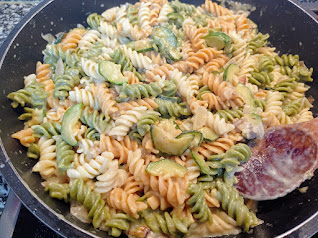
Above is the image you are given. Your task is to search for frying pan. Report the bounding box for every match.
[0,0,318,237]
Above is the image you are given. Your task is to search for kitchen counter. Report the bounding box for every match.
[0,1,41,46]
[0,0,42,217]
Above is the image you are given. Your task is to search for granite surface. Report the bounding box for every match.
[0,0,42,217]
[0,2,41,46]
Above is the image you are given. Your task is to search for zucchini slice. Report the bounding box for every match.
[176,130,203,148]
[151,26,182,61]
[235,83,256,111]
[198,127,219,142]
[150,124,193,156]
[98,61,128,85]
[61,103,83,146]
[146,159,188,178]
[204,32,231,50]
[152,26,178,47]
[223,64,239,83]
[126,39,154,53]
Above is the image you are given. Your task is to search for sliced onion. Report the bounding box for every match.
[192,106,208,130]
[55,58,65,77]
[41,33,56,44]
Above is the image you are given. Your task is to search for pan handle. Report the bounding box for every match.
[0,190,21,238]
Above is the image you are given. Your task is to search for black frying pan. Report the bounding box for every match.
[0,0,318,237]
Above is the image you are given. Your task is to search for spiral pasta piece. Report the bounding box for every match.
[295,107,313,123]
[70,179,111,228]
[187,183,213,223]
[202,0,233,16]
[8,80,49,108]
[143,51,167,66]
[217,109,243,122]
[99,134,139,164]
[157,3,173,25]
[205,112,235,136]
[212,180,259,231]
[201,92,231,111]
[145,63,174,82]
[31,122,61,138]
[95,84,119,118]
[55,135,75,174]
[81,58,105,83]
[117,97,158,112]
[67,152,110,180]
[198,54,230,74]
[264,91,283,116]
[69,86,99,109]
[45,46,81,69]
[109,106,147,141]
[196,132,243,158]
[186,47,222,73]
[136,111,160,137]
[53,72,80,100]
[127,4,139,26]
[184,25,208,52]
[107,187,147,218]
[208,143,251,174]
[45,182,70,202]
[123,71,141,84]
[96,157,128,193]
[80,106,110,134]
[59,28,85,51]
[186,209,241,237]
[36,62,52,83]
[117,82,164,101]
[155,97,191,118]
[141,209,191,235]
[127,149,189,207]
[32,136,58,180]
[235,14,252,39]
[149,3,161,26]
[201,72,237,101]
[123,175,144,195]
[105,213,135,237]
[110,48,142,79]
[116,4,127,25]
[120,45,153,70]
[98,18,120,40]
[138,2,152,34]
[78,29,101,50]
[12,128,36,147]
[118,18,146,41]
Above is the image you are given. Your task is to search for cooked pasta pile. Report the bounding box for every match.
[8,0,314,237]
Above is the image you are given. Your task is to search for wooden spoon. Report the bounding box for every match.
[235,118,318,200]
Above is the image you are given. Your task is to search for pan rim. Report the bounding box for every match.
[0,0,317,237]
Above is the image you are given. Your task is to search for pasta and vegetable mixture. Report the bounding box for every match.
[8,0,315,237]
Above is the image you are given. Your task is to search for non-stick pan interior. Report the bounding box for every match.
[0,0,317,237]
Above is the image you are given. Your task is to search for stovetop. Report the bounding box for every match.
[0,0,317,237]
[13,205,61,238]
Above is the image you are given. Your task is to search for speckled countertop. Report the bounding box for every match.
[0,0,42,216]
[0,1,41,46]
